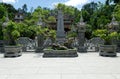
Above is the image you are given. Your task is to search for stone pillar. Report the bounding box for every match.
[56,10,66,44]
[77,15,86,52]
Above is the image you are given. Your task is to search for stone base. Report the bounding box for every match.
[35,47,43,53]
[56,38,66,45]
[78,47,87,53]
[43,49,78,57]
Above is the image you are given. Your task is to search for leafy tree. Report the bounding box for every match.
[22,4,27,13]
[114,4,120,21]
[31,7,50,24]
[3,21,20,45]
[0,3,17,20]
[106,0,120,4]
[0,22,3,40]
[47,16,56,22]
[0,4,6,19]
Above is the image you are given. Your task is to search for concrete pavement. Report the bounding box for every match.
[0,52,120,79]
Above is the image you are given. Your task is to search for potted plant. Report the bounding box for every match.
[93,29,118,57]
[43,44,78,57]
[3,21,22,57]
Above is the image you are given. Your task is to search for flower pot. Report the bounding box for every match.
[99,45,117,57]
[4,46,22,57]
[43,49,78,57]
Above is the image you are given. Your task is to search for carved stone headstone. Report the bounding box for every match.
[56,10,66,44]
[77,14,86,52]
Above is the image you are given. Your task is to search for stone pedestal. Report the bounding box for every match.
[35,35,44,53]
[77,32,87,52]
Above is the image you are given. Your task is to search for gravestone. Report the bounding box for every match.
[77,14,86,52]
[56,10,66,44]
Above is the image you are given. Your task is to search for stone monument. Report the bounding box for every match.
[77,13,86,52]
[56,10,66,44]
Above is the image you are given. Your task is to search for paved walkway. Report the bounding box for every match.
[0,52,120,79]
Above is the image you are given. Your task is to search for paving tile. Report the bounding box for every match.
[6,74,60,79]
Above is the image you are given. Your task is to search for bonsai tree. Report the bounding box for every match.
[92,29,118,45]
[3,21,20,45]
[48,30,56,43]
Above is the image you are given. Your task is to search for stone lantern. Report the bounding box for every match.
[108,15,119,32]
[14,9,24,22]
[35,15,44,52]
[37,15,43,26]
[108,15,120,51]
[77,14,86,52]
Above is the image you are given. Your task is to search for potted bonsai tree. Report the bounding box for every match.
[93,29,118,57]
[3,21,22,57]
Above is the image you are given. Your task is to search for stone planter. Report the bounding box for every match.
[116,40,120,52]
[4,46,22,57]
[43,49,78,57]
[99,45,117,57]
